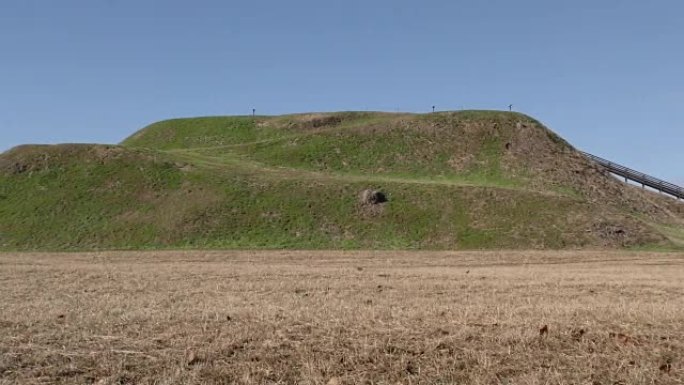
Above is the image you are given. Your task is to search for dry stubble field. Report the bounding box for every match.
[0,250,682,384]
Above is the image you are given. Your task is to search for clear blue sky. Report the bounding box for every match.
[1,0,682,183]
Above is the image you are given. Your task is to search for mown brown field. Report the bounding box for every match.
[0,250,682,384]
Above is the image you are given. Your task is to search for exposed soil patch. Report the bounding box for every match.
[593,222,628,245]
[587,217,665,247]
[289,114,344,130]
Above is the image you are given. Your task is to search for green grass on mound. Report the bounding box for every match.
[1,111,681,251]
[0,150,598,250]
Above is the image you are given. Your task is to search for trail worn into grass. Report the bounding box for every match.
[0,250,682,384]
[170,150,561,196]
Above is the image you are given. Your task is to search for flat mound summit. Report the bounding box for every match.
[2,111,683,250]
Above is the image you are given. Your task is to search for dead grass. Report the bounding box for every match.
[0,250,682,384]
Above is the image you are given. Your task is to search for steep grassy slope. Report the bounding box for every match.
[1,111,682,250]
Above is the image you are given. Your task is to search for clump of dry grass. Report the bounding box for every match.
[0,250,682,384]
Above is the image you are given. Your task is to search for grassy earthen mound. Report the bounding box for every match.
[0,144,129,174]
[1,111,682,250]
